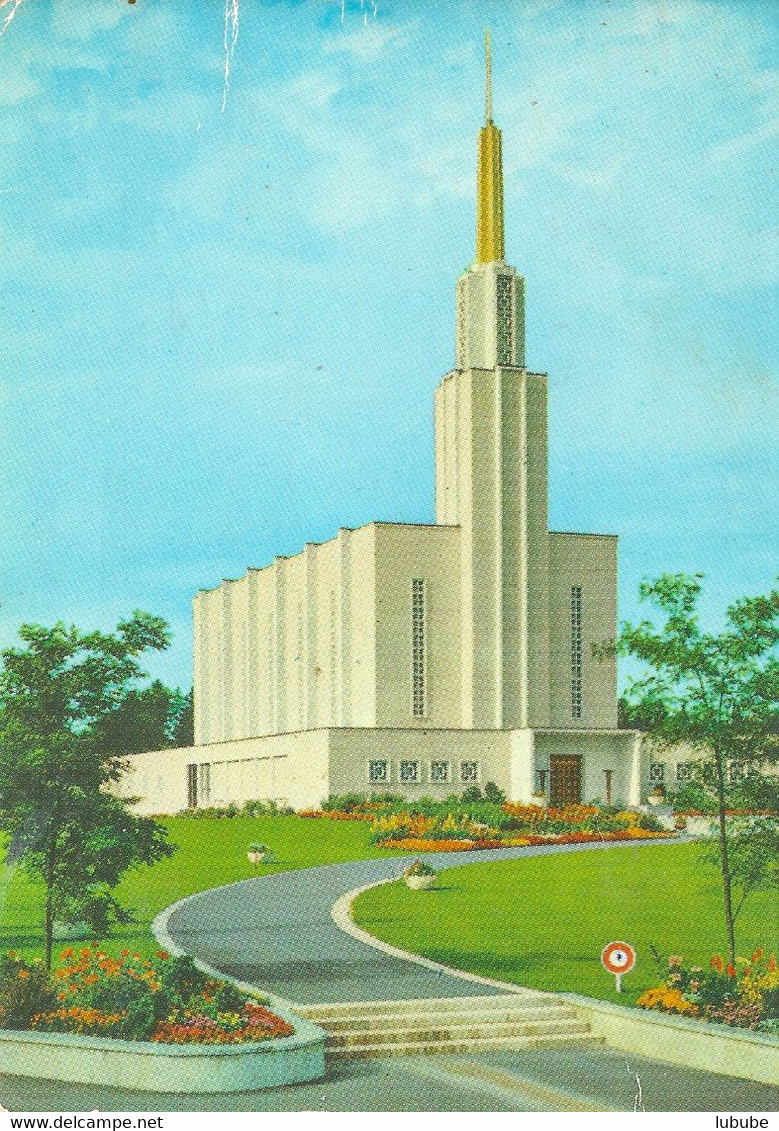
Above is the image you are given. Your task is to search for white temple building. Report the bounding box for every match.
[119,43,649,816]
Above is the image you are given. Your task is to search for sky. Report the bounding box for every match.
[1,0,777,693]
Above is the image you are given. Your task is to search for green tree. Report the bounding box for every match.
[613,574,778,963]
[92,679,174,756]
[0,613,177,968]
[169,687,194,748]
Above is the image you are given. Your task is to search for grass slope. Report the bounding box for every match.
[352,843,778,1004]
[1,816,399,961]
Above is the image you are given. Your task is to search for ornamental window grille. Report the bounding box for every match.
[570,585,583,719]
[649,762,666,783]
[496,274,513,365]
[430,760,450,784]
[728,761,745,783]
[368,760,388,784]
[411,578,427,717]
[676,762,694,782]
[460,760,479,783]
[399,760,420,784]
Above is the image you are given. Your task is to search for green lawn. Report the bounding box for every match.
[352,843,778,1005]
[1,816,400,962]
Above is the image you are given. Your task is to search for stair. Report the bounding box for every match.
[297,993,602,1059]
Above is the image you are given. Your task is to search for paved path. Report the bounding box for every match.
[163,840,672,1004]
[5,840,777,1113]
[3,1044,777,1112]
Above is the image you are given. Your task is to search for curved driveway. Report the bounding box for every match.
[162,839,672,1005]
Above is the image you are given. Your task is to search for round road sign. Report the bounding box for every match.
[601,941,636,975]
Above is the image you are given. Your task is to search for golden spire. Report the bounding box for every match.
[476,29,505,264]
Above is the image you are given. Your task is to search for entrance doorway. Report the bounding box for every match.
[549,755,582,807]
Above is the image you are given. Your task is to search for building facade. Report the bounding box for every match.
[118,45,650,817]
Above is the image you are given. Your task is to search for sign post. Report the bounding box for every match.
[601,941,636,993]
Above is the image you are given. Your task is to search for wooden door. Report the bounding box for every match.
[549,755,581,807]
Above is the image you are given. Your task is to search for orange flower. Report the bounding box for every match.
[726,963,736,977]
[710,955,724,972]
[18,969,29,979]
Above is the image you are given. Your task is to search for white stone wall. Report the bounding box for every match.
[374,523,462,729]
[116,731,331,815]
[327,727,513,799]
[434,365,550,732]
[547,532,618,730]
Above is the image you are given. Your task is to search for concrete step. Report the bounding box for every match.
[299,993,548,1021]
[326,1031,605,1059]
[327,1018,591,1048]
[314,1003,578,1033]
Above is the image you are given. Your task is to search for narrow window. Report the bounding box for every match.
[496,274,513,365]
[411,578,427,718]
[368,760,388,784]
[186,763,198,809]
[649,762,666,784]
[430,760,450,784]
[676,762,693,782]
[570,585,583,720]
[399,760,420,784]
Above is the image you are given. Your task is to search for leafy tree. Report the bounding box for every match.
[0,613,177,968]
[170,687,194,748]
[92,679,174,756]
[612,573,778,962]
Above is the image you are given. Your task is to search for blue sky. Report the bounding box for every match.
[1,0,777,692]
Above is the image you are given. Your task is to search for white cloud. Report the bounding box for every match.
[322,20,411,63]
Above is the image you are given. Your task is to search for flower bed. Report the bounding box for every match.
[0,948,293,1045]
[636,951,778,1032]
[377,829,673,851]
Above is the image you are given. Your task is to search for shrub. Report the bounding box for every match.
[637,951,778,1029]
[461,785,483,803]
[242,799,294,818]
[23,948,290,1046]
[483,781,507,805]
[0,953,54,1030]
[403,858,437,877]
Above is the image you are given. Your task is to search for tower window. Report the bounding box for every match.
[570,585,583,719]
[496,274,513,365]
[411,578,427,717]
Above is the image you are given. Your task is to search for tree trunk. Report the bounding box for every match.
[713,749,736,965]
[44,838,56,972]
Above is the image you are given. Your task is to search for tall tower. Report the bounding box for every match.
[435,32,550,730]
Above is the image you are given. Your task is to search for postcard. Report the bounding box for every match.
[0,0,776,1119]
